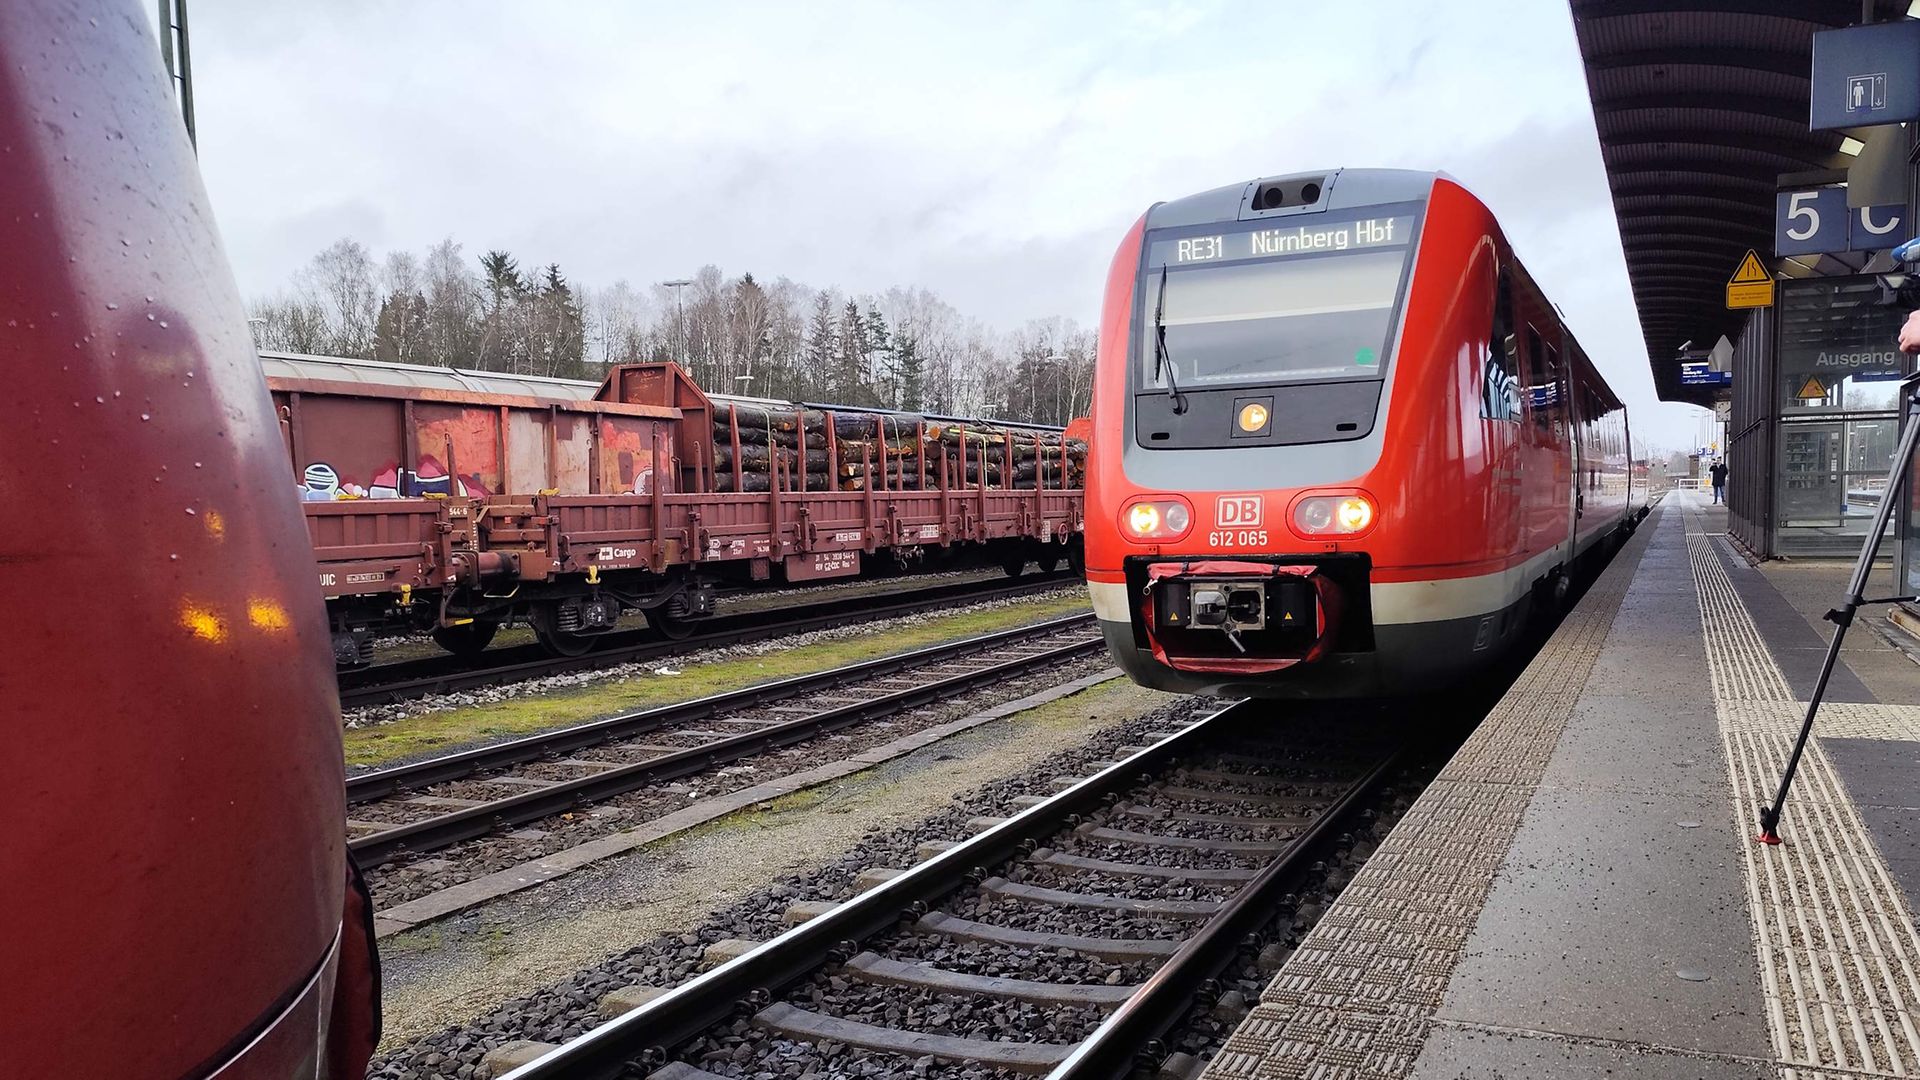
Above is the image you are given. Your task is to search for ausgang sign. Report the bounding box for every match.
[1726,250,1774,310]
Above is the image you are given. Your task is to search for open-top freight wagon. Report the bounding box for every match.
[261,352,1086,665]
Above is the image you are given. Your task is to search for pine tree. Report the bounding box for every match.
[803,290,838,400]
[479,251,520,313]
[476,250,525,372]
[835,301,874,405]
[892,334,924,411]
[537,263,586,378]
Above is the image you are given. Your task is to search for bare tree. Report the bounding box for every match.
[249,243,1096,425]
[302,238,380,357]
[421,238,479,365]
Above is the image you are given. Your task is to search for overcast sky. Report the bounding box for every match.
[169,0,1712,450]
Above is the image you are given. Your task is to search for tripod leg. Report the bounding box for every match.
[1757,392,1920,843]
[1757,609,1854,844]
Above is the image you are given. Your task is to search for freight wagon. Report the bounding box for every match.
[261,353,1086,664]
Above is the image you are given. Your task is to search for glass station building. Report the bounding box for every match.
[1730,277,1910,557]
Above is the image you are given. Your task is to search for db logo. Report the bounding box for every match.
[1216,495,1262,526]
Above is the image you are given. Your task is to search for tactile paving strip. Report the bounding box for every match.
[1685,499,1920,1080]
[1733,701,1920,744]
[1202,522,1653,1080]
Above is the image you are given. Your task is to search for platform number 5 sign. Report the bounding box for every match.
[1776,189,1908,257]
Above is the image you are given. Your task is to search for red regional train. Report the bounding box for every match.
[2,5,378,1079]
[1086,169,1647,698]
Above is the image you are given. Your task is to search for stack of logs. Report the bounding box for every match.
[710,402,1087,493]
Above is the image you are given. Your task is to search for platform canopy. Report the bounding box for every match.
[1570,0,1911,407]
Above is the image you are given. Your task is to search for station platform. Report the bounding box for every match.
[1201,493,1920,1080]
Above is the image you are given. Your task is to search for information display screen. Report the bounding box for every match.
[1139,213,1418,389]
[1146,215,1415,269]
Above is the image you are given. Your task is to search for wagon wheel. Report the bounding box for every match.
[646,605,696,641]
[528,604,596,657]
[430,619,500,659]
[1035,549,1062,574]
[1001,555,1029,579]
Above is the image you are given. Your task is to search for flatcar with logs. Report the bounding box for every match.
[1085,168,1647,699]
[262,352,1086,665]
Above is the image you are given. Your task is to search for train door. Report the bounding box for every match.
[1484,269,1523,559]
[1544,337,1575,566]
[1520,322,1571,564]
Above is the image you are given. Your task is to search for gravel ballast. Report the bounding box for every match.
[367,695,1457,1080]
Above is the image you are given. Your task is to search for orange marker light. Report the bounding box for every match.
[1237,402,1269,432]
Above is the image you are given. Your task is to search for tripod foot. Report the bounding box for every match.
[1756,830,1783,846]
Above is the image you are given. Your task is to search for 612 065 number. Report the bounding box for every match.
[1208,529,1269,547]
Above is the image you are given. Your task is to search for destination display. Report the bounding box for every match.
[1149,215,1416,268]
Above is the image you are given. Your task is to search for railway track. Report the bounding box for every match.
[338,571,1079,709]
[491,699,1399,1080]
[347,614,1105,872]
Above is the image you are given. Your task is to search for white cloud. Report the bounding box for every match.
[186,0,1706,446]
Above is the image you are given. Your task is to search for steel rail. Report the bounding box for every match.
[338,571,1077,708]
[494,700,1253,1080]
[346,612,1096,804]
[1045,752,1401,1079]
[349,619,1103,866]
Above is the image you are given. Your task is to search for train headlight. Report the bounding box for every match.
[1292,494,1376,537]
[1122,498,1192,540]
[1237,402,1270,432]
[1128,503,1159,535]
[1337,497,1373,531]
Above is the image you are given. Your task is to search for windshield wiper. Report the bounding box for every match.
[1152,267,1188,415]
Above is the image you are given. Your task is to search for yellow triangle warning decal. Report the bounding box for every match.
[1796,375,1827,399]
[1282,612,1294,622]
[1731,249,1769,284]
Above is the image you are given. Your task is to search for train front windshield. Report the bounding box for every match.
[1139,213,1416,390]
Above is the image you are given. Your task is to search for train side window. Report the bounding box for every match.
[1523,326,1552,435]
[1541,343,1562,437]
[1483,271,1521,422]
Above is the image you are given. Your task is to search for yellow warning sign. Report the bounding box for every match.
[1726,249,1774,309]
[1282,612,1294,622]
[1795,375,1827,400]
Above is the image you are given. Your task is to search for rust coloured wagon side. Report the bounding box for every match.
[263,353,1084,662]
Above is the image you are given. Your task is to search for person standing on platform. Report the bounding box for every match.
[1710,459,1729,505]
[1901,309,1920,355]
